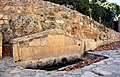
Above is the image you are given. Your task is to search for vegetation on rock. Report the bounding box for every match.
[45,0,120,29]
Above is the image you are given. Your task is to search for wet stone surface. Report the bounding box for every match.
[1,49,120,77]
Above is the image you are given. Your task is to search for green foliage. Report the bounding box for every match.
[45,0,90,16]
[90,0,106,3]
[100,2,120,17]
[45,0,120,29]
[90,3,107,22]
[91,2,120,28]
[100,2,116,27]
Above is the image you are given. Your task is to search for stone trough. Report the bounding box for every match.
[7,28,119,68]
[0,28,120,69]
[10,29,85,68]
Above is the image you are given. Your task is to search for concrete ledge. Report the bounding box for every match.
[82,39,120,51]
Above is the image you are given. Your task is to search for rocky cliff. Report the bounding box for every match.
[0,0,120,43]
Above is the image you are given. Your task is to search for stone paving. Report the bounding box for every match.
[0,49,120,77]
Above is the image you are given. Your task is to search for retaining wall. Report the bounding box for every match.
[0,0,120,43]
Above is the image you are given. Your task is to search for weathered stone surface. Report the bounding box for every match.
[0,20,4,25]
[60,74,80,77]
[3,15,8,20]
[103,65,120,74]
[40,38,48,46]
[10,66,22,74]
[92,67,112,76]
[82,39,97,51]
[29,39,41,46]
[12,43,20,61]
[66,69,82,75]
[48,35,65,46]
[0,62,6,69]
[81,64,96,71]
[81,71,98,77]
[11,29,84,62]
[48,71,67,76]
[0,14,3,19]
[35,72,49,77]
[21,69,36,76]
[0,0,119,43]
[4,20,9,24]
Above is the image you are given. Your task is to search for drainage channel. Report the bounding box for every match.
[26,53,108,71]
[58,53,108,71]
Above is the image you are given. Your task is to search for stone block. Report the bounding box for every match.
[0,20,4,25]
[21,47,35,60]
[64,45,83,56]
[0,14,3,19]
[96,40,104,47]
[48,35,65,46]
[19,41,29,47]
[29,39,41,46]
[40,38,48,46]
[55,19,64,24]
[12,43,20,61]
[3,15,8,20]
[82,39,96,51]
[64,41,84,57]
[4,20,9,24]
[85,41,97,51]
[81,71,98,77]
[65,36,76,45]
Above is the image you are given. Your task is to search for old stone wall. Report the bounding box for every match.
[11,29,84,62]
[0,0,120,43]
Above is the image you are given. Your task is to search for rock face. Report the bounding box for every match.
[0,0,120,43]
[10,15,43,37]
